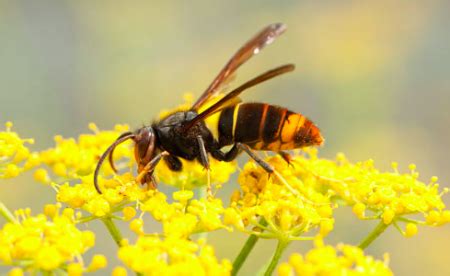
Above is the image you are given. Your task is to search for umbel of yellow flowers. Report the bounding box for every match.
[0,119,448,275]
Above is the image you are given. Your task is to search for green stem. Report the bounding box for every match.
[232,219,267,276]
[358,220,390,249]
[101,217,123,247]
[264,239,290,276]
[0,201,16,223]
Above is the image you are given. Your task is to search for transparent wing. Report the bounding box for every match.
[191,23,287,110]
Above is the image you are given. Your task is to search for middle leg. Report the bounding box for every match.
[196,136,212,197]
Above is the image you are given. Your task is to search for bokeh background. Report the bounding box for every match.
[1,1,449,275]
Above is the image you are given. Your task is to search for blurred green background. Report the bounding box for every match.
[1,1,449,275]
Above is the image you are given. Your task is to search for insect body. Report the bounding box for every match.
[94,23,324,194]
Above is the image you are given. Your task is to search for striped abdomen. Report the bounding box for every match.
[216,103,323,151]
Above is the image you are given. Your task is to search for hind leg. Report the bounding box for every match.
[278,150,293,166]
[237,143,274,173]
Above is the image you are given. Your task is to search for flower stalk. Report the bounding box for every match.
[264,238,290,276]
[358,220,390,249]
[0,201,16,223]
[232,219,267,275]
[101,216,123,247]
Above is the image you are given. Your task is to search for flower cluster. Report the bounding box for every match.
[288,149,449,234]
[1,120,449,275]
[37,123,131,182]
[225,155,334,241]
[34,123,154,218]
[156,158,236,190]
[0,206,106,274]
[278,241,392,276]
[57,172,150,217]
[118,236,231,275]
[0,122,39,178]
[133,190,229,239]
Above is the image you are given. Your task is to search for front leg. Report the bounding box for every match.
[164,154,183,171]
[136,151,169,188]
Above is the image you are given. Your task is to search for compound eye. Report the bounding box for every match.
[134,128,155,166]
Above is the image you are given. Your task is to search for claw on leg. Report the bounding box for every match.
[278,151,293,167]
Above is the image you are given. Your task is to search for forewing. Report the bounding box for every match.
[191,23,287,110]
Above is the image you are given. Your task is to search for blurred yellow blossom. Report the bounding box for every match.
[118,236,231,275]
[38,123,131,180]
[0,122,39,178]
[0,206,103,273]
[278,242,392,276]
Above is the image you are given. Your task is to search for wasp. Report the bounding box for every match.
[94,23,324,195]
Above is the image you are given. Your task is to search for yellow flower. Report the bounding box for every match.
[0,122,39,178]
[118,236,231,275]
[284,150,449,232]
[39,123,131,180]
[140,190,229,238]
[227,154,333,241]
[123,206,137,221]
[67,263,83,276]
[404,223,418,237]
[278,242,393,276]
[112,266,128,276]
[0,206,102,273]
[8,268,24,276]
[155,157,237,189]
[87,254,108,271]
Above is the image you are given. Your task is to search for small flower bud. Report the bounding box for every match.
[122,206,137,221]
[405,223,418,237]
[112,266,128,276]
[382,209,395,224]
[88,254,108,271]
[67,263,83,276]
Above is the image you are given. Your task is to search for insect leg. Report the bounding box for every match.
[237,143,274,173]
[210,144,240,162]
[238,144,303,197]
[278,151,293,166]
[196,136,212,197]
[163,155,183,171]
[136,151,169,187]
